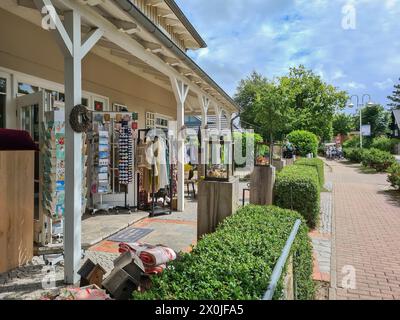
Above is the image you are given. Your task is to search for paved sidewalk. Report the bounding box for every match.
[327,160,400,300]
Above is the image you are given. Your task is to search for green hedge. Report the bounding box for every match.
[361,148,396,172]
[133,206,315,300]
[343,148,365,163]
[388,163,400,190]
[295,158,325,188]
[287,130,319,157]
[371,137,400,154]
[274,165,320,229]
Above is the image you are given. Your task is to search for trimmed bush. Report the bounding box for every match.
[343,136,360,149]
[274,165,320,228]
[132,206,315,300]
[343,148,365,163]
[387,163,400,190]
[361,148,396,172]
[295,158,325,188]
[371,137,400,154]
[287,130,319,157]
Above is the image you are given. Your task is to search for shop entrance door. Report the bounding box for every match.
[17,91,47,244]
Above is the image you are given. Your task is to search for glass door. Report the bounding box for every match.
[17,91,45,224]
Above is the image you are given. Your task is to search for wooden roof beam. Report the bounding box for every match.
[109,18,141,35]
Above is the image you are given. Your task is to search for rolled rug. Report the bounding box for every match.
[118,242,176,267]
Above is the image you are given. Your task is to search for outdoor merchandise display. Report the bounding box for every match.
[118,122,133,185]
[40,110,88,244]
[136,129,173,216]
[89,112,136,212]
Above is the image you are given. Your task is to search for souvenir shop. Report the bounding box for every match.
[15,90,178,248]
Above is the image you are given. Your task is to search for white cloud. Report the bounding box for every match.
[344,82,367,90]
[374,78,394,90]
[176,0,400,105]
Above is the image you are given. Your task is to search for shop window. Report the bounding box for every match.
[18,82,39,95]
[156,117,169,129]
[146,112,155,128]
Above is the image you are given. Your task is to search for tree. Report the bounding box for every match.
[253,82,290,141]
[353,104,390,139]
[234,71,269,132]
[388,78,400,110]
[278,66,348,141]
[253,82,290,159]
[333,113,355,136]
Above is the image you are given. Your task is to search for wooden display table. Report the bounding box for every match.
[197,177,239,240]
[0,151,34,273]
[250,166,276,206]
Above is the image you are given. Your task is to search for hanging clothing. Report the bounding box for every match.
[137,139,151,169]
[154,138,169,190]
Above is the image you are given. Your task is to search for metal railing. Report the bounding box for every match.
[263,219,302,300]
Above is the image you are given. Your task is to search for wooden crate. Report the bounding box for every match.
[0,151,34,273]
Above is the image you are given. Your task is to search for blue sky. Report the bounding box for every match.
[175,0,400,111]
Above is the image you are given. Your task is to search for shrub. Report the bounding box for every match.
[361,148,396,172]
[287,130,319,157]
[132,205,315,300]
[343,148,365,163]
[274,165,320,228]
[295,158,325,188]
[234,132,266,168]
[371,137,400,154]
[342,136,360,149]
[387,163,400,190]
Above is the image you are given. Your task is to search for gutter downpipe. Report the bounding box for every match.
[114,0,238,111]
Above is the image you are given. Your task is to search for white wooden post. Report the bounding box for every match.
[35,0,103,284]
[199,96,210,169]
[170,77,189,212]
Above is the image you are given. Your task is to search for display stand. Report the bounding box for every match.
[41,109,88,244]
[137,129,173,217]
[90,112,137,214]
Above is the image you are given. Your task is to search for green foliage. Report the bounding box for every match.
[387,163,400,190]
[234,72,270,134]
[233,132,266,168]
[388,78,400,110]
[279,66,348,141]
[133,206,315,300]
[234,66,349,142]
[343,136,360,149]
[295,158,325,188]
[361,148,396,172]
[354,104,390,138]
[343,148,365,163]
[332,113,355,136]
[274,165,320,229]
[253,82,291,142]
[371,136,400,154]
[287,130,319,157]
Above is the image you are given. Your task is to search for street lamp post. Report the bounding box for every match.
[348,94,373,149]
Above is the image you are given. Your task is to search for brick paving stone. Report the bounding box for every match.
[326,160,400,300]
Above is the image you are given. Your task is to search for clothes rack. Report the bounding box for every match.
[137,128,173,217]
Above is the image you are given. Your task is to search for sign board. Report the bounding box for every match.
[361,125,371,137]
